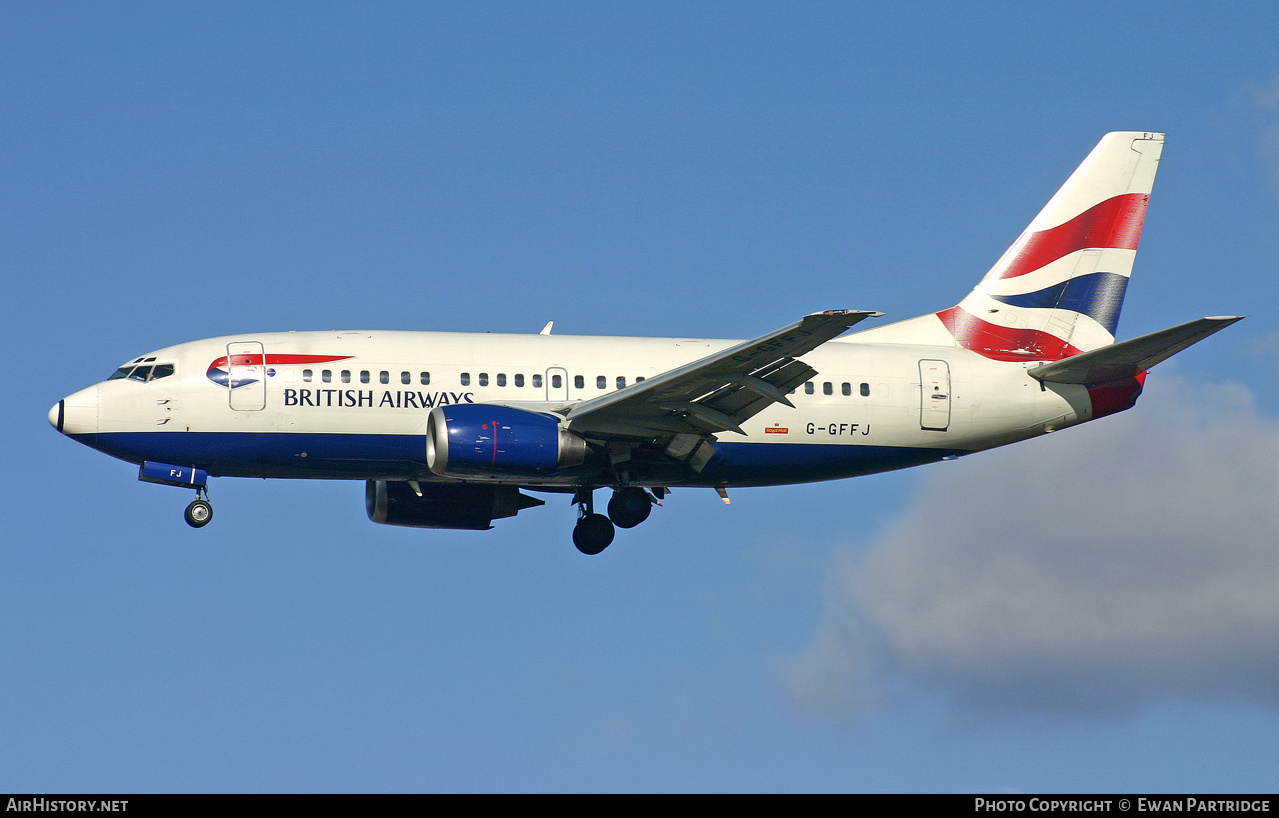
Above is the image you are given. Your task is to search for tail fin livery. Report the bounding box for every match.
[854,132,1165,359]
[941,131,1163,361]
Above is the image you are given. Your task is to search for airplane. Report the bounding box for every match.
[49,131,1241,554]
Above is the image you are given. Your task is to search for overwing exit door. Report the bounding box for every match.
[545,367,569,402]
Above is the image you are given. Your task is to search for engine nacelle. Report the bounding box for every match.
[426,404,587,478]
[365,480,544,530]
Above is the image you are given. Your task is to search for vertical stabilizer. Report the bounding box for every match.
[854,132,1164,360]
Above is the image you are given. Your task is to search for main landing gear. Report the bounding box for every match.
[572,486,660,555]
[184,489,213,528]
[572,511,614,556]
[607,486,652,529]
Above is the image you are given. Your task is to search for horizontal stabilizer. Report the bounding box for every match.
[1028,316,1243,384]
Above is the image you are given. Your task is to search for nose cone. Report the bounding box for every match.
[50,385,99,435]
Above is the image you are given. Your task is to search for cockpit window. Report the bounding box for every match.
[108,362,175,382]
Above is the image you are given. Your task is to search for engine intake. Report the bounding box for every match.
[426,404,586,478]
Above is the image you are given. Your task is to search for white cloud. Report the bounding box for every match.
[1253,76,1279,110]
[786,377,1279,721]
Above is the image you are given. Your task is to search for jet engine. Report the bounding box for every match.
[365,480,544,530]
[425,404,586,478]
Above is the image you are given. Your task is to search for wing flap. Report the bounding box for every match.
[685,359,816,421]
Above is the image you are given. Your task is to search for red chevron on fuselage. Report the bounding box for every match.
[206,354,354,389]
[936,307,1084,362]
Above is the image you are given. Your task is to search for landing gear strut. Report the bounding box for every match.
[184,489,213,528]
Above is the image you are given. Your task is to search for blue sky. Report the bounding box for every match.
[5,2,1279,792]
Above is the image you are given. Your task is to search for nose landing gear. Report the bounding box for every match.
[138,462,214,529]
[184,490,213,528]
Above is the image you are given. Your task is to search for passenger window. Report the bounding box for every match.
[322,370,332,383]
[341,370,351,383]
[636,376,645,382]
[460,373,471,386]
[574,375,584,389]
[360,371,370,384]
[551,374,561,389]
[479,373,489,387]
[617,376,626,389]
[401,372,411,384]
[303,369,313,383]
[596,375,606,389]
[861,383,870,397]
[379,371,389,385]
[841,382,851,396]
[497,373,507,387]
[420,372,430,385]
[824,382,833,396]
[515,374,524,387]
[804,382,814,395]
[534,374,544,388]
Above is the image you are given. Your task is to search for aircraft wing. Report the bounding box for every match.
[564,310,880,449]
[1029,316,1243,385]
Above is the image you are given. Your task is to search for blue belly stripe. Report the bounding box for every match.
[72,431,968,487]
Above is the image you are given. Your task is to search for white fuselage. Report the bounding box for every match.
[54,327,1096,489]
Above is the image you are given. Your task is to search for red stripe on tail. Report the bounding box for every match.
[998,193,1148,280]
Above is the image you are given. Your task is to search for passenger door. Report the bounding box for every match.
[919,359,951,431]
[227,341,267,411]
